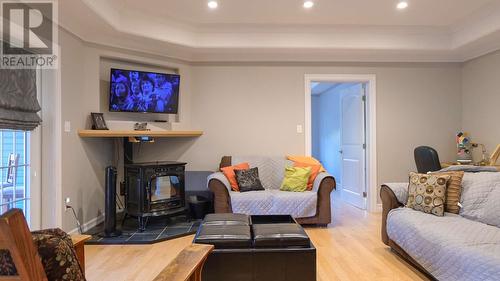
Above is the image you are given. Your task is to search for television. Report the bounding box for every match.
[109,68,180,114]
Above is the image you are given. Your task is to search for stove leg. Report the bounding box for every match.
[138,217,149,232]
[138,217,145,232]
[121,213,128,226]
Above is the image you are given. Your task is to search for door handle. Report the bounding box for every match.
[339,150,343,154]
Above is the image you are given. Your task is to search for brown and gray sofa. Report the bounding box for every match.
[381,171,500,281]
[208,156,336,225]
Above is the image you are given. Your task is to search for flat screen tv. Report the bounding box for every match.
[109,68,180,114]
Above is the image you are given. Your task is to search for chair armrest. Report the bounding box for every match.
[380,184,405,245]
[382,183,408,204]
[312,172,336,193]
[207,172,232,213]
[153,244,214,281]
[207,172,231,192]
[71,234,91,275]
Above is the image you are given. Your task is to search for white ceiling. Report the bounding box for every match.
[117,0,492,27]
[57,0,500,62]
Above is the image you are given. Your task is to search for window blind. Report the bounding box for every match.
[0,69,41,131]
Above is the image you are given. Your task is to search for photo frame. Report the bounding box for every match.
[91,112,108,130]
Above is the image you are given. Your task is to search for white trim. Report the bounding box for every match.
[67,213,105,235]
[304,74,378,212]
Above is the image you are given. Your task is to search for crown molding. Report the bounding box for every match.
[57,0,500,63]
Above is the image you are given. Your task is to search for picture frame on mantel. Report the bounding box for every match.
[91,112,109,130]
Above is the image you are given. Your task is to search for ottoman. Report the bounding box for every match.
[194,213,316,281]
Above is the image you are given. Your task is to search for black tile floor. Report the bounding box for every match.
[85,213,201,245]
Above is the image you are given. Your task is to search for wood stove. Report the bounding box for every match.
[124,161,187,231]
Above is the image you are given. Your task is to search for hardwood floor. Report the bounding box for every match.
[85,191,428,281]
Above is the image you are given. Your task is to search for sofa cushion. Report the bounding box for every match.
[460,172,500,227]
[235,167,265,192]
[203,213,250,226]
[280,166,311,192]
[293,162,321,190]
[229,190,317,218]
[194,224,252,249]
[269,190,317,218]
[230,190,274,215]
[430,171,464,214]
[406,172,450,216]
[387,207,500,281]
[221,162,250,191]
[232,156,289,190]
[252,223,310,248]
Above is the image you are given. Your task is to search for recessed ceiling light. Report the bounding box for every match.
[397,1,408,10]
[303,1,314,9]
[208,0,218,9]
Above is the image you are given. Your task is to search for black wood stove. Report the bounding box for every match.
[124,161,187,231]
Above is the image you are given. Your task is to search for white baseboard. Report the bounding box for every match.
[67,214,104,235]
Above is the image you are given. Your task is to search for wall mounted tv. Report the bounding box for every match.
[109,68,180,114]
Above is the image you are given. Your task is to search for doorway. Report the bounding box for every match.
[305,74,378,212]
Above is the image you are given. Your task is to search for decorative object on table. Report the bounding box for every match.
[471,142,488,166]
[456,132,472,164]
[133,122,148,131]
[90,112,108,130]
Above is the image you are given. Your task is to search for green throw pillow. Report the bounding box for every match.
[280,166,311,192]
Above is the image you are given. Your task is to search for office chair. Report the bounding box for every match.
[414,146,442,173]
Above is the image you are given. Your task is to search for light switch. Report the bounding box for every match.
[296,124,303,134]
[64,121,71,132]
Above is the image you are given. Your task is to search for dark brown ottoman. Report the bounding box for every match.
[194,214,316,281]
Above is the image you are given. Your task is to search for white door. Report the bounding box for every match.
[340,84,366,209]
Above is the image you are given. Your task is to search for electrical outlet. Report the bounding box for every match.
[296,124,303,134]
[65,197,71,210]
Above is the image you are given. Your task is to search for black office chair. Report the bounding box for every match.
[414,146,442,173]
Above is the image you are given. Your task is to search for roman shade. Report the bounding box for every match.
[0,69,41,131]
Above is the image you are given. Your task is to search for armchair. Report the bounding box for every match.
[0,209,86,281]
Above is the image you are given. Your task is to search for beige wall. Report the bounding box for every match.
[187,64,462,181]
[462,50,500,160]
[60,30,113,231]
[59,27,463,230]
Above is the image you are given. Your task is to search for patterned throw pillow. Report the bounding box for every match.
[406,172,450,216]
[430,171,464,214]
[221,162,250,191]
[234,167,265,192]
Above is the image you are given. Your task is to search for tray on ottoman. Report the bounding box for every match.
[194,214,316,281]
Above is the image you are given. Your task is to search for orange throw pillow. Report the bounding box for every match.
[287,155,326,172]
[293,162,321,190]
[220,162,250,191]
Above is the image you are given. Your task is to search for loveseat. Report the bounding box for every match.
[207,156,336,225]
[381,172,500,281]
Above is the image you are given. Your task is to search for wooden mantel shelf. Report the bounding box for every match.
[78,130,203,138]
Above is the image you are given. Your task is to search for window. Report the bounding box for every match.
[0,129,31,224]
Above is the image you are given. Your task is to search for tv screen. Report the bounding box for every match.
[109,68,180,114]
